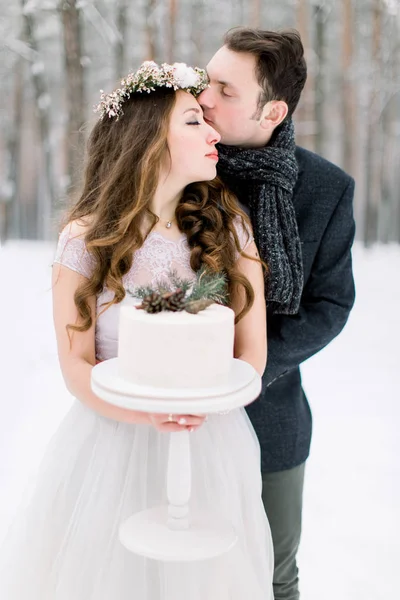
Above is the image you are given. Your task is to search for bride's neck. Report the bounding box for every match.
[150,178,184,221]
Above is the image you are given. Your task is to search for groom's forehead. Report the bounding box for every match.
[206,47,236,72]
[207,47,257,79]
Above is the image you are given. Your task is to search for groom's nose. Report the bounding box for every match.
[198,87,214,109]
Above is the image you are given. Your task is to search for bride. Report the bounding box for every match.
[0,61,273,599]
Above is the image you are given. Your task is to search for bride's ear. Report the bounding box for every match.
[260,101,288,132]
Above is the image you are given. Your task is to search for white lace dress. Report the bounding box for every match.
[0,225,274,600]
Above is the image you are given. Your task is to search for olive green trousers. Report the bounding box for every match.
[262,462,306,600]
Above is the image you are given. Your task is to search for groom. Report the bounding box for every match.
[198,28,355,600]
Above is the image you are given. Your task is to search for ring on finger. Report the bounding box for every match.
[167,413,175,423]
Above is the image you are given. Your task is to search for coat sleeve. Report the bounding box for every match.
[263,177,356,387]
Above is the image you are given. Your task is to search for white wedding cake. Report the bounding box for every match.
[118,303,235,390]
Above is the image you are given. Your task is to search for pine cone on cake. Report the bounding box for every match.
[162,288,186,312]
[185,298,214,314]
[138,292,164,313]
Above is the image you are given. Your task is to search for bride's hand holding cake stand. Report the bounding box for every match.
[147,412,207,433]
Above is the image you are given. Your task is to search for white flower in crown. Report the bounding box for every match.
[94,61,209,121]
[172,63,199,89]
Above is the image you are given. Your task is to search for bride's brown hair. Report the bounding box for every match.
[63,88,262,333]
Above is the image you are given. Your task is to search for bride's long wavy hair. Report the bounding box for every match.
[63,88,262,333]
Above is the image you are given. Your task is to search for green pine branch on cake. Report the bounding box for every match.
[127,267,228,314]
[168,270,193,294]
[187,266,228,305]
[128,269,192,300]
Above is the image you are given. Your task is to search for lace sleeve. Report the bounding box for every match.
[233,216,254,254]
[53,224,96,279]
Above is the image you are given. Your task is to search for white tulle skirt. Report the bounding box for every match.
[0,401,273,599]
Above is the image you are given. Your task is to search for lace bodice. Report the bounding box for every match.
[54,223,253,361]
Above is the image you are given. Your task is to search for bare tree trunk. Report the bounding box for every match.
[235,0,246,27]
[1,56,24,242]
[313,2,327,157]
[251,0,261,27]
[21,0,56,239]
[364,0,383,246]
[145,0,158,60]
[115,0,128,79]
[295,0,315,150]
[60,0,85,200]
[379,13,399,243]
[380,98,394,242]
[167,0,177,63]
[341,0,356,176]
[190,0,204,64]
[393,19,400,243]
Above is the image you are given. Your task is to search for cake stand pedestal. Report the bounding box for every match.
[91,357,261,562]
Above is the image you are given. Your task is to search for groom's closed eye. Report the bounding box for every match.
[221,88,233,98]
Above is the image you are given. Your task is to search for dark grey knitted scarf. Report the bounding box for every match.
[217,119,303,315]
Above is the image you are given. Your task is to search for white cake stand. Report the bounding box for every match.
[91,358,261,562]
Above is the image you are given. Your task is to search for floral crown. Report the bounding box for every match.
[94,61,209,121]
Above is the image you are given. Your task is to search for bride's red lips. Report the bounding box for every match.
[206,152,219,161]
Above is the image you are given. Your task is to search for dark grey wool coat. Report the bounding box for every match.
[243,146,356,473]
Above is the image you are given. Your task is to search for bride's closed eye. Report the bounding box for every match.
[187,120,201,126]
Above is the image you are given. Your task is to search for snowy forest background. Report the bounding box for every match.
[1,0,400,245]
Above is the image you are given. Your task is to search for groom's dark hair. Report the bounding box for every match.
[224,28,307,119]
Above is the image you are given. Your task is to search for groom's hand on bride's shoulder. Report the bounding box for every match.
[147,413,207,433]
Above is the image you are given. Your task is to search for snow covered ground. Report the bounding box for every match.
[0,240,399,598]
